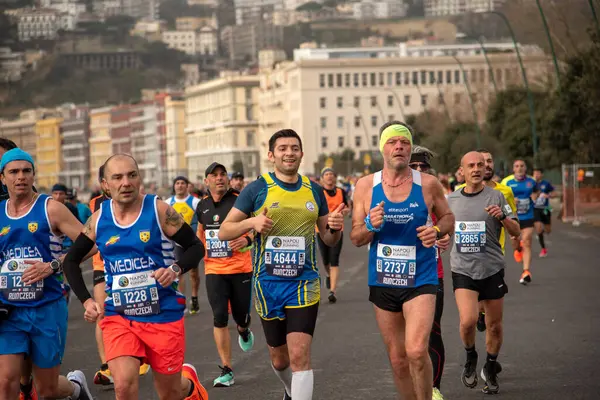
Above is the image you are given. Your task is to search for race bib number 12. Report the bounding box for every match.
[0,258,44,302]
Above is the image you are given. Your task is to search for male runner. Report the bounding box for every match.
[166,175,201,314]
[0,148,93,400]
[448,151,520,394]
[350,122,454,400]
[230,171,245,191]
[196,162,254,387]
[317,167,351,304]
[219,129,345,400]
[532,167,554,257]
[502,160,538,284]
[63,154,208,400]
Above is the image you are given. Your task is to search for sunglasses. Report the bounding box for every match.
[409,163,430,170]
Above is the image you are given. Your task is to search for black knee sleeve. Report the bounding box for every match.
[213,313,228,328]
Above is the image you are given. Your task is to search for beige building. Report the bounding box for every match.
[162,28,217,56]
[0,109,50,162]
[185,73,260,181]
[88,106,112,187]
[175,16,217,31]
[165,95,187,178]
[258,52,550,175]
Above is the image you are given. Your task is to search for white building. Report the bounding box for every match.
[353,0,408,20]
[0,47,26,82]
[424,0,506,17]
[16,9,60,41]
[93,0,160,21]
[198,26,218,55]
[162,29,217,55]
[234,0,279,24]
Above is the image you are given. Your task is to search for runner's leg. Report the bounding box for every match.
[109,357,141,399]
[0,354,23,398]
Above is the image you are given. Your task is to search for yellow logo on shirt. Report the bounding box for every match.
[28,222,38,233]
[106,235,120,246]
[0,226,10,236]
[139,230,150,243]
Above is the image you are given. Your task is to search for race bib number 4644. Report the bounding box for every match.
[112,270,160,317]
[455,221,486,254]
[0,258,44,302]
[264,236,306,278]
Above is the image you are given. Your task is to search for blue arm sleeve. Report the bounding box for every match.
[310,182,329,217]
[234,179,267,216]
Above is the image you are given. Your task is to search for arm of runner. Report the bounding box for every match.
[428,175,455,237]
[350,176,376,247]
[341,188,352,216]
[491,194,520,238]
[505,187,517,215]
[219,179,270,240]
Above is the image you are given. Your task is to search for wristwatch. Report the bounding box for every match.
[169,264,182,276]
[50,259,62,274]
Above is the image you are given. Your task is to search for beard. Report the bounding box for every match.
[483,168,493,181]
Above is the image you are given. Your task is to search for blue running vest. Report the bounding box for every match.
[96,195,184,323]
[368,170,438,288]
[0,194,65,307]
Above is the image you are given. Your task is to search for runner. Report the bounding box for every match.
[230,171,245,191]
[219,129,345,400]
[532,167,554,257]
[317,166,351,304]
[350,122,454,400]
[89,164,151,385]
[196,162,255,387]
[447,151,520,394]
[0,148,93,400]
[409,145,451,400]
[63,154,208,400]
[502,160,539,284]
[166,176,201,314]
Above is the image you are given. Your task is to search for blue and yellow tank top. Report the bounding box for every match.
[96,195,184,323]
[0,194,65,307]
[252,173,320,281]
[368,170,438,288]
[166,195,200,232]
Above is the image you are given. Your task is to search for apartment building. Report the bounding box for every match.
[15,8,60,41]
[424,0,506,17]
[35,117,63,189]
[220,23,284,63]
[88,106,112,187]
[352,0,408,20]
[165,95,187,178]
[185,73,260,181]
[0,109,48,162]
[162,29,218,56]
[59,106,90,190]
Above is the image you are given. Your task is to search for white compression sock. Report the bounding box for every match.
[292,370,314,400]
[272,363,292,396]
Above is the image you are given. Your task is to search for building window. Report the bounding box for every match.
[387,72,393,86]
[370,73,376,86]
[320,117,327,128]
[328,74,334,88]
[362,73,367,86]
[437,70,443,84]
[336,73,342,87]
[371,96,377,107]
[371,135,378,147]
[319,74,325,88]
[353,73,359,87]
[354,116,361,127]
[345,73,351,87]
[355,136,362,147]
[438,94,444,105]
[337,116,344,128]
[404,95,411,106]
[246,130,255,147]
[404,72,409,85]
[387,95,393,107]
[496,69,502,83]
[429,71,435,84]
[396,72,402,86]
[354,96,360,108]
[337,96,343,108]
[321,136,327,148]
[446,70,452,84]
[505,68,511,83]
[320,97,326,109]
[472,93,478,103]
[454,70,460,84]
[479,69,485,84]
[388,114,395,121]
[471,69,477,83]
[420,70,427,85]
[412,71,418,85]
[454,93,461,104]
[338,136,344,148]
[421,95,427,106]
[379,72,384,86]
[371,115,377,127]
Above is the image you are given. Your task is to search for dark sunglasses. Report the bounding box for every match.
[409,163,430,170]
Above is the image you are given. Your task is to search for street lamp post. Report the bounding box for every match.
[475,36,499,92]
[452,55,482,148]
[535,0,561,86]
[432,78,452,123]
[588,0,600,36]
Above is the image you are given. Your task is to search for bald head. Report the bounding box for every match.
[104,154,139,179]
[103,154,142,205]
[460,151,485,186]
[461,151,484,167]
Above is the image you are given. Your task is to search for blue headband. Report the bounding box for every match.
[0,148,35,173]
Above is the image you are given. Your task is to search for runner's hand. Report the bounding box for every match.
[22,260,53,285]
[152,267,177,288]
[229,236,248,251]
[252,208,273,233]
[436,234,451,251]
[416,226,437,248]
[327,203,345,231]
[83,299,103,323]
[485,205,504,220]
[369,201,385,229]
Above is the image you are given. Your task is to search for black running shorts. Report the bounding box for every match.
[317,234,343,267]
[519,219,535,229]
[260,303,319,348]
[452,270,508,301]
[534,208,551,225]
[369,284,437,313]
[205,272,252,329]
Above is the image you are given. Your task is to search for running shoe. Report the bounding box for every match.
[182,363,209,400]
[94,365,114,385]
[513,248,523,263]
[461,353,478,388]
[139,363,151,376]
[67,370,93,400]
[238,328,255,352]
[328,291,337,303]
[481,362,500,394]
[283,390,292,400]
[19,384,38,400]
[539,248,548,258]
[519,270,532,285]
[190,297,200,314]
[476,311,486,332]
[432,387,444,400]
[213,365,235,387]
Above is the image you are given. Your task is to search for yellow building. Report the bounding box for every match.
[88,106,112,187]
[0,109,52,163]
[165,95,187,178]
[35,117,63,190]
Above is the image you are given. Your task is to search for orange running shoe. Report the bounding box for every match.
[19,384,38,400]
[519,270,532,285]
[513,240,524,263]
[182,363,209,400]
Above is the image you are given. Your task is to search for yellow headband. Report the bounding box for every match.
[379,124,413,153]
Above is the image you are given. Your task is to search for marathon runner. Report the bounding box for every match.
[409,145,451,400]
[447,151,520,394]
[63,154,208,400]
[230,171,245,191]
[502,160,539,284]
[532,167,554,257]
[166,176,201,314]
[196,162,254,387]
[350,122,454,400]
[0,148,93,400]
[219,129,345,400]
[317,167,351,304]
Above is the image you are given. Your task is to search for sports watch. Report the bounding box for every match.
[169,264,182,276]
[50,259,62,274]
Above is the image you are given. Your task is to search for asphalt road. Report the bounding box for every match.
[61,221,600,399]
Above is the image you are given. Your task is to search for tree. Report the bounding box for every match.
[159,0,214,29]
[296,1,322,12]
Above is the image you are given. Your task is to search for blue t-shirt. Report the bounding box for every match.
[534,179,554,209]
[504,176,538,221]
[76,202,92,224]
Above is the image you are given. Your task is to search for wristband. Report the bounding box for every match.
[244,235,252,247]
[326,224,340,234]
[432,225,441,239]
[364,214,382,233]
[499,213,507,221]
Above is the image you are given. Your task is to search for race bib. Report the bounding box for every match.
[111,271,160,316]
[375,244,416,288]
[205,229,232,258]
[455,221,486,254]
[517,198,531,214]
[264,236,306,278]
[0,258,44,302]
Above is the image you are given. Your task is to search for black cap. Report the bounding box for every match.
[173,175,190,185]
[51,183,67,193]
[205,162,227,177]
[66,188,76,200]
[231,171,244,179]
